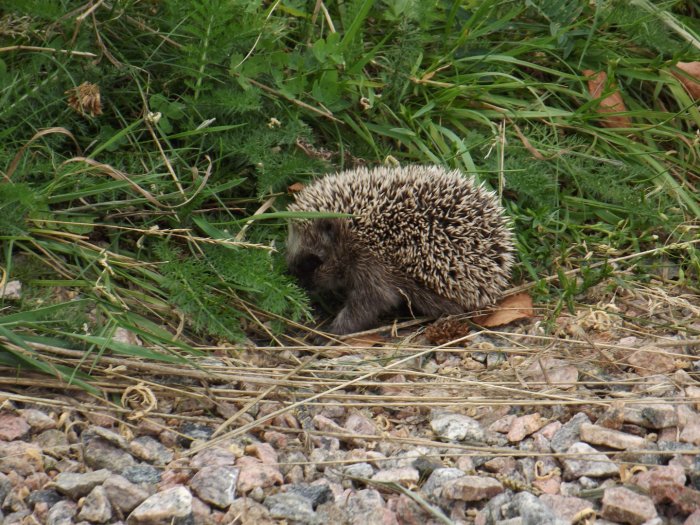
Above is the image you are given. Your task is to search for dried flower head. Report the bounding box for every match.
[66,82,103,117]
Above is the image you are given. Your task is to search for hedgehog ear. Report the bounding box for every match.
[317,219,339,243]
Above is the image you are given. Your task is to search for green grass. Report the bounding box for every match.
[0,0,698,385]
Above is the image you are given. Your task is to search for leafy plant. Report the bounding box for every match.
[0,0,698,386]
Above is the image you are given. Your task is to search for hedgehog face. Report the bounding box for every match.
[286,218,350,294]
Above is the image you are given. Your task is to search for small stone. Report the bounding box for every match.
[631,465,686,493]
[441,475,503,501]
[316,501,350,525]
[579,423,647,450]
[537,421,562,439]
[483,456,517,474]
[680,422,700,445]
[0,471,11,503]
[346,489,396,525]
[191,496,211,524]
[176,423,214,447]
[641,404,679,429]
[189,466,239,509]
[344,462,374,479]
[561,442,619,480]
[33,429,70,452]
[539,494,594,521]
[223,497,273,525]
[53,469,111,499]
[508,413,547,442]
[26,489,63,509]
[686,387,700,411]
[489,415,516,433]
[523,358,578,387]
[601,486,657,524]
[263,430,287,449]
[0,441,44,475]
[127,485,193,525]
[627,347,676,376]
[551,413,591,453]
[264,492,318,524]
[46,500,77,525]
[371,467,420,485]
[286,483,333,508]
[236,456,283,493]
[509,491,569,524]
[0,279,21,299]
[422,468,469,499]
[77,486,112,523]
[245,442,278,465]
[313,414,345,434]
[121,464,161,485]
[84,426,129,449]
[650,484,700,513]
[129,436,174,465]
[190,447,236,469]
[20,409,56,431]
[345,413,378,438]
[103,475,150,514]
[430,412,487,442]
[84,438,136,472]
[596,402,626,430]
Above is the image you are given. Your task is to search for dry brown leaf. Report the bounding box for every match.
[583,69,631,128]
[671,61,700,100]
[474,292,534,327]
[288,182,305,193]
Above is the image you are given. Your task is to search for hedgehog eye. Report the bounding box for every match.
[298,254,323,275]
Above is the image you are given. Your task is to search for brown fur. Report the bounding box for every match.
[287,218,463,334]
[286,165,514,335]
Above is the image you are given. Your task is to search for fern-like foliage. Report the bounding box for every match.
[0,183,41,236]
[157,243,245,340]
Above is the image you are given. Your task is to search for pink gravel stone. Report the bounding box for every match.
[601,486,657,524]
[0,413,30,441]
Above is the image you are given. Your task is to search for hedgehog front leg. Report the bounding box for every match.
[328,287,400,335]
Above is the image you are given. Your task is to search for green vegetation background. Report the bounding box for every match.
[1,0,698,382]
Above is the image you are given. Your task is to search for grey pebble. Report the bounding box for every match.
[26,488,63,509]
[84,438,136,472]
[551,413,591,453]
[47,500,78,525]
[562,442,619,480]
[53,469,111,499]
[103,474,150,514]
[189,465,239,509]
[121,464,162,485]
[421,467,467,500]
[77,486,112,523]
[130,436,174,465]
[127,485,193,525]
[286,483,333,508]
[264,492,319,524]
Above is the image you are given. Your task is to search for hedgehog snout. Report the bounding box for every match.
[287,252,323,289]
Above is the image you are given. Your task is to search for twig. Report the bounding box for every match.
[0,45,96,58]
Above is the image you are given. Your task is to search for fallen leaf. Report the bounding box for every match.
[288,182,305,193]
[474,292,534,327]
[583,69,631,128]
[671,61,700,100]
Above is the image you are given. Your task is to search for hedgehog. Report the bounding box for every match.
[286,165,515,336]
